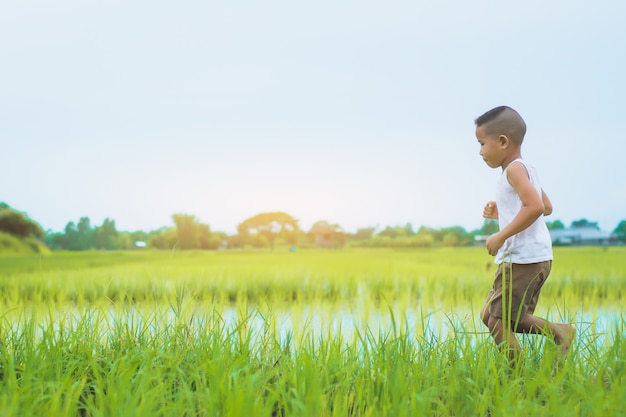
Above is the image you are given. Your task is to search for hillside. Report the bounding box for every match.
[0,231,51,257]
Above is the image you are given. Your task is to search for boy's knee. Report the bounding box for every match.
[487,316,502,333]
[480,307,490,327]
[481,314,489,328]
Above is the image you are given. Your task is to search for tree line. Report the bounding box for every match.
[1,202,625,252]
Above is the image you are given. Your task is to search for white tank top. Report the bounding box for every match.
[495,158,553,264]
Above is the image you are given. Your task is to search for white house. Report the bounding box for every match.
[549,225,614,246]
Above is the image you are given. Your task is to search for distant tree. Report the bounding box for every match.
[402,223,415,236]
[148,227,178,250]
[115,232,135,250]
[229,231,271,249]
[205,231,227,250]
[172,214,210,250]
[477,219,499,236]
[226,233,245,249]
[413,233,435,247]
[571,219,598,229]
[58,217,95,250]
[416,225,442,241]
[238,212,300,250]
[440,226,473,246]
[378,226,399,239]
[196,223,213,249]
[77,217,95,249]
[43,231,67,250]
[352,226,376,240]
[0,206,44,238]
[170,214,219,250]
[93,218,118,250]
[442,233,459,247]
[374,224,412,239]
[613,220,626,237]
[50,217,95,250]
[546,220,565,230]
[62,221,78,249]
[129,230,148,244]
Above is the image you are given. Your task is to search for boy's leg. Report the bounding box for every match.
[482,262,575,362]
[487,315,522,361]
[515,314,576,358]
[487,312,576,362]
[480,297,491,327]
[481,265,522,361]
[510,260,576,359]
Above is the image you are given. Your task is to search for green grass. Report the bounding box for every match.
[0,247,624,416]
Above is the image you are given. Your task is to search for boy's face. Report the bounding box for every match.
[475,125,504,169]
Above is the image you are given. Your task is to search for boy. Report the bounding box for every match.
[475,105,575,362]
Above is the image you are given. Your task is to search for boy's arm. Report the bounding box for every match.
[485,163,545,256]
[542,189,553,216]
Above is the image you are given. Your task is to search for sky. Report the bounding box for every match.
[1,0,625,235]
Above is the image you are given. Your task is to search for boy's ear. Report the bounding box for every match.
[498,135,510,149]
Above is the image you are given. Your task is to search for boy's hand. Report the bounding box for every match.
[483,201,498,219]
[486,232,505,256]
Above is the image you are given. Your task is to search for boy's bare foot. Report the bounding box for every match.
[553,323,576,360]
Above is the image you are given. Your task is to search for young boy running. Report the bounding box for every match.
[475,105,575,362]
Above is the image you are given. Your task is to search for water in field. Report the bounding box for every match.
[5,300,620,353]
[217,305,622,350]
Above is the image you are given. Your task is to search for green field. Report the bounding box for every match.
[0,248,624,416]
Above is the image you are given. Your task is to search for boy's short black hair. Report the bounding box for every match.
[475,106,527,144]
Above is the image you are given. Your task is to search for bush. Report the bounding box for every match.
[0,231,51,256]
[0,207,44,238]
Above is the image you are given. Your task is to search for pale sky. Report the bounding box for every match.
[2,0,625,234]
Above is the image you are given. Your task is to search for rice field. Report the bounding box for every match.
[0,247,624,416]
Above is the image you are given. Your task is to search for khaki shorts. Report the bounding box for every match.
[482,261,552,322]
